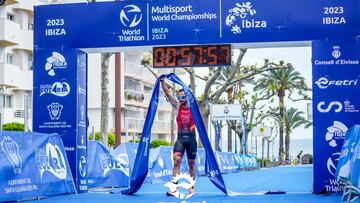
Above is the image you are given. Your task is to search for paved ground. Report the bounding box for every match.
[29,165,348,203]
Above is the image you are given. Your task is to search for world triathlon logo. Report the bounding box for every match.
[225,2,267,34]
[327,152,340,176]
[120,5,142,28]
[45,52,67,77]
[325,121,348,148]
[164,173,196,200]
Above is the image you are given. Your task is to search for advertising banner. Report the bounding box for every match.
[34,0,360,49]
[0,132,75,202]
[211,104,242,121]
[312,38,360,193]
[33,48,87,192]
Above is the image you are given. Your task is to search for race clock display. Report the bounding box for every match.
[153,44,231,68]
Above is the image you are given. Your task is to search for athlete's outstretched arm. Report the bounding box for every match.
[160,78,179,109]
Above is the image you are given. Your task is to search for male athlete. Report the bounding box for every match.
[160,77,196,196]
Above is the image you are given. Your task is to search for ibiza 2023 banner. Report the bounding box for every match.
[312,38,360,194]
[33,48,88,192]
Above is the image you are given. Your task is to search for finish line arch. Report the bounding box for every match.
[33,0,360,194]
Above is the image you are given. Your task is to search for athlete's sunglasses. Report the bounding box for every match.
[176,95,186,100]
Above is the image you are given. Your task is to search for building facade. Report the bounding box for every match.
[0,0,43,129]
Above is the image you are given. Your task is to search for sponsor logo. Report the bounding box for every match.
[45,52,67,76]
[40,82,70,97]
[100,153,129,177]
[158,156,164,169]
[226,2,267,34]
[325,121,348,148]
[143,137,149,156]
[79,156,86,177]
[317,101,342,113]
[314,45,359,66]
[78,86,86,95]
[224,106,229,114]
[163,173,196,200]
[118,5,145,42]
[1,136,22,174]
[315,77,358,89]
[332,46,341,59]
[317,100,359,113]
[327,152,341,176]
[35,143,67,180]
[47,103,63,120]
[120,5,142,28]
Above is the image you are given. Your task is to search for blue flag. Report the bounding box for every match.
[122,73,227,195]
[214,121,222,152]
[242,114,247,155]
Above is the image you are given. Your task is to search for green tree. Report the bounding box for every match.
[273,107,311,161]
[255,64,310,163]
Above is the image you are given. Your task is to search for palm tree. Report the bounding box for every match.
[254,63,308,163]
[273,107,310,161]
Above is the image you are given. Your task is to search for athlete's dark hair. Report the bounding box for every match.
[177,89,184,94]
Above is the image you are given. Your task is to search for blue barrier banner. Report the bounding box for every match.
[0,132,75,202]
[350,141,360,187]
[150,146,174,183]
[87,141,129,188]
[336,125,360,181]
[34,0,360,49]
[33,48,88,192]
[312,38,360,193]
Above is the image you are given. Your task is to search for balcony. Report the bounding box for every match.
[0,18,20,47]
[124,117,171,134]
[4,0,19,6]
[124,89,147,108]
[14,0,45,12]
[0,63,32,89]
[13,29,33,51]
[141,68,156,85]
[124,61,143,81]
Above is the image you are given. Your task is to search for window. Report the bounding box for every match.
[28,23,34,30]
[7,13,15,21]
[29,54,33,70]
[6,54,14,64]
[5,95,12,108]
[0,95,12,108]
[0,95,4,108]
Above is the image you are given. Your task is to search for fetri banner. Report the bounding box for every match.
[0,132,75,202]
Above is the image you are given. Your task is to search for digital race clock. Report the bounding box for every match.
[153,44,231,68]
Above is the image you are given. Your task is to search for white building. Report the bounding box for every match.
[0,0,44,129]
[0,0,183,143]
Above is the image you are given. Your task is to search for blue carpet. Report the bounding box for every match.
[28,166,349,203]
